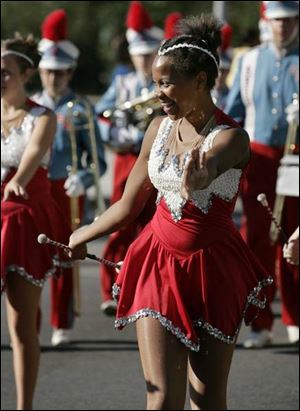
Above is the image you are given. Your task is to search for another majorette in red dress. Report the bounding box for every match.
[1,101,72,292]
[113,109,273,351]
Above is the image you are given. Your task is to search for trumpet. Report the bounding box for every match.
[102,90,162,130]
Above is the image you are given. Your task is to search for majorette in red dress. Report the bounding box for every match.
[1,101,72,292]
[113,109,273,351]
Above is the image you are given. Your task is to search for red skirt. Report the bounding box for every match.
[1,168,72,292]
[114,198,273,351]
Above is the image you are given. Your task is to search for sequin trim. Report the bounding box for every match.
[113,276,274,350]
[115,308,200,351]
[1,254,71,292]
[193,318,238,344]
[148,118,242,222]
[246,277,274,308]
[6,264,57,288]
[1,106,50,169]
[112,283,121,302]
[52,255,73,268]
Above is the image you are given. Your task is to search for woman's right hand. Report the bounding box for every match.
[3,179,28,201]
[68,229,88,260]
[181,150,209,200]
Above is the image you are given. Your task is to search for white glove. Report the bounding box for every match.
[115,261,123,274]
[64,173,85,197]
[285,101,299,125]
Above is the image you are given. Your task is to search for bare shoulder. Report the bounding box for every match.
[140,115,167,155]
[39,107,56,122]
[30,107,56,142]
[34,107,57,130]
[145,115,166,141]
[212,126,250,169]
[215,126,250,148]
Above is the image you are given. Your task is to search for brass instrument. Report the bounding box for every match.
[66,100,81,316]
[270,94,299,244]
[78,97,106,217]
[67,98,106,217]
[65,97,106,315]
[102,90,161,130]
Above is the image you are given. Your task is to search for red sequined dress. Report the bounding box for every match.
[113,110,273,351]
[1,101,71,292]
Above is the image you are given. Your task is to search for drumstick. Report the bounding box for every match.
[256,193,289,243]
[37,234,121,269]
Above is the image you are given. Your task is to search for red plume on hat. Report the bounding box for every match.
[218,22,233,70]
[126,1,153,31]
[260,1,268,20]
[38,9,79,69]
[125,1,163,56]
[220,23,233,53]
[259,1,273,43]
[41,9,67,41]
[164,12,183,40]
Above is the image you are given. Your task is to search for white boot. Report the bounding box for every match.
[286,326,299,343]
[243,329,273,348]
[51,329,71,346]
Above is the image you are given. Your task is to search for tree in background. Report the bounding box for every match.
[1,1,260,94]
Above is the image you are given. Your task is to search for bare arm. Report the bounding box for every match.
[3,109,56,200]
[68,116,164,255]
[181,127,250,199]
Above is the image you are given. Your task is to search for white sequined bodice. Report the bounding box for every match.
[148,117,242,222]
[1,106,50,180]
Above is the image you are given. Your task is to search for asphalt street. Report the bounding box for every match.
[1,235,299,410]
[1,151,299,410]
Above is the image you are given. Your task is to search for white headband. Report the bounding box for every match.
[1,50,34,67]
[158,42,219,71]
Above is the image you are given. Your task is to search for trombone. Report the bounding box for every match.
[66,100,81,316]
[270,94,299,244]
[67,98,106,217]
[65,97,106,315]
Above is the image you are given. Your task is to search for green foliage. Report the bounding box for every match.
[1,1,260,94]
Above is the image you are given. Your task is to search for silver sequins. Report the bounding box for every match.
[148,118,242,222]
[1,107,50,170]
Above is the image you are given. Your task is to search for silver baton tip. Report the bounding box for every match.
[257,193,266,203]
[37,234,48,244]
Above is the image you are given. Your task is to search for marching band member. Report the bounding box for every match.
[1,33,71,410]
[95,1,162,315]
[33,9,107,345]
[226,1,299,347]
[68,14,273,409]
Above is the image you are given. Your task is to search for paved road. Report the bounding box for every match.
[1,149,299,409]
[1,236,299,411]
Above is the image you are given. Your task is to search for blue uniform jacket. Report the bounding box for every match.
[225,43,299,147]
[33,90,107,188]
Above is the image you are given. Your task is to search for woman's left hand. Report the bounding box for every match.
[181,149,209,200]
